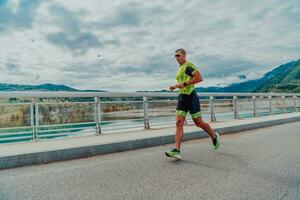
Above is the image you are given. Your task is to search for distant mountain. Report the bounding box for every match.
[254,59,300,92]
[2,59,299,93]
[0,83,105,92]
[196,59,300,93]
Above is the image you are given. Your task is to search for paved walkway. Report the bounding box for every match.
[1,112,300,169]
[0,121,300,200]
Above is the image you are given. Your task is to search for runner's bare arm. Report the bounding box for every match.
[184,71,202,85]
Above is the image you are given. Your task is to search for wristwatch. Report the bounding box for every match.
[183,82,187,86]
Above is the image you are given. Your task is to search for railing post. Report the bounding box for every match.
[233,96,239,119]
[210,96,216,122]
[143,97,150,129]
[94,97,102,135]
[30,99,35,140]
[269,96,273,115]
[30,98,38,141]
[184,118,188,126]
[253,96,257,117]
[35,102,39,140]
[282,96,286,113]
[293,96,297,112]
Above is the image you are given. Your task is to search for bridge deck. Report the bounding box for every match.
[1,112,300,170]
[1,119,300,199]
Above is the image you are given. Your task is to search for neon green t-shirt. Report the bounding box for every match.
[176,62,198,95]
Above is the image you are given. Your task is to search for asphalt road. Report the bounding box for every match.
[1,122,300,200]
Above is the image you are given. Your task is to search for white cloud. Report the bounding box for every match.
[0,0,299,91]
[7,0,20,13]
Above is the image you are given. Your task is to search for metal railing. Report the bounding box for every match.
[0,92,299,143]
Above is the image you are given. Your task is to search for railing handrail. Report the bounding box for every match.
[0,91,300,98]
[0,91,299,143]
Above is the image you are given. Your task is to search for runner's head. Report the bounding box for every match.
[175,48,186,65]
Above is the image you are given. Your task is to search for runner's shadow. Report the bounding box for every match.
[169,157,225,171]
[169,151,249,173]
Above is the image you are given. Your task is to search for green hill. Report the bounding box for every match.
[0,83,105,92]
[254,59,300,93]
[195,59,300,93]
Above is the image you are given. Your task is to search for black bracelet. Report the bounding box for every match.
[183,82,187,86]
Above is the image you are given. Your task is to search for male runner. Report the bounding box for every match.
[165,48,220,159]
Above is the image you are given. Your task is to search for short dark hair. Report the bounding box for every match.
[175,48,186,55]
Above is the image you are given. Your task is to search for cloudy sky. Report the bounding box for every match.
[0,0,299,91]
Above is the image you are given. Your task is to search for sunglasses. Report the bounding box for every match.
[175,54,181,58]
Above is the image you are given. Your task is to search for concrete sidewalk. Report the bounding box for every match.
[1,112,300,170]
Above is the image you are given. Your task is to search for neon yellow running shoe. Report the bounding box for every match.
[165,148,181,159]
